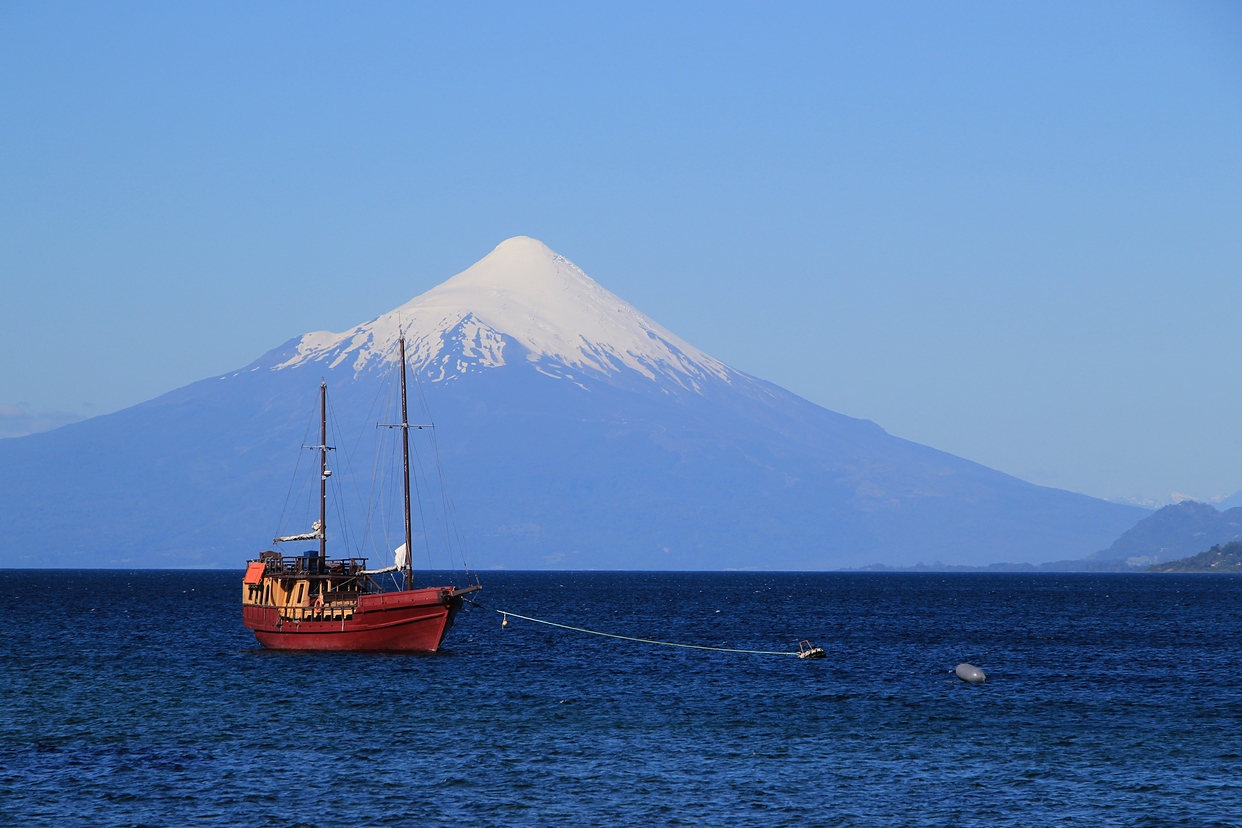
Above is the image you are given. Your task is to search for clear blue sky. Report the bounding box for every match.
[2,1,1240,505]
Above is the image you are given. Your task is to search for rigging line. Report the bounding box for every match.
[438,481,468,578]
[331,496,349,555]
[297,469,316,538]
[427,424,469,576]
[412,367,473,579]
[349,370,389,469]
[323,388,350,553]
[406,365,443,571]
[442,477,475,581]
[329,468,351,558]
[433,457,478,583]
[384,415,407,563]
[377,419,398,560]
[410,432,449,570]
[325,392,350,546]
[408,438,436,572]
[378,370,403,560]
[464,600,800,657]
[325,393,366,559]
[368,369,402,562]
[274,396,318,542]
[340,369,391,559]
[289,427,320,541]
[359,421,385,561]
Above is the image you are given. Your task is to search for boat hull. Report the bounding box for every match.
[243,587,462,652]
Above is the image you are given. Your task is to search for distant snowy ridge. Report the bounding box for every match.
[274,236,733,391]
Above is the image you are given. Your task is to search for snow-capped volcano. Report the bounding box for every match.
[274,236,731,391]
[0,235,1149,571]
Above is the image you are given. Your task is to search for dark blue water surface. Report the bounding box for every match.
[2,571,1240,827]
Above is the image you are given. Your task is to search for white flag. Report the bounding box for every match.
[394,542,409,569]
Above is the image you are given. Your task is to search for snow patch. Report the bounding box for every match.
[274,236,732,391]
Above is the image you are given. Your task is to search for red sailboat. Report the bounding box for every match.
[241,334,480,651]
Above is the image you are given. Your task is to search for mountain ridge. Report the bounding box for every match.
[1091,500,1242,567]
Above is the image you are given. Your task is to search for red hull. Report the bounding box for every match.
[243,587,462,652]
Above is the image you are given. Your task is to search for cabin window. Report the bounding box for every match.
[297,583,305,604]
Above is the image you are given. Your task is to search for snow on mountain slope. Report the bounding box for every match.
[274,236,732,391]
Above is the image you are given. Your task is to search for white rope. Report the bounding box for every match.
[468,601,800,657]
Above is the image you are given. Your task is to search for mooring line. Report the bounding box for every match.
[464,598,800,657]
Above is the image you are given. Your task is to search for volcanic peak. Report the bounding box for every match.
[275,237,731,390]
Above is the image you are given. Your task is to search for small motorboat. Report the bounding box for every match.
[797,639,826,659]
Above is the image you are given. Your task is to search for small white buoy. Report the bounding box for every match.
[501,613,509,629]
[955,663,986,683]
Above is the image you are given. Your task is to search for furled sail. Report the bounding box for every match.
[362,542,409,575]
[273,521,324,544]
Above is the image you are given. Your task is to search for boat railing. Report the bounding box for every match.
[258,554,369,577]
[278,599,359,624]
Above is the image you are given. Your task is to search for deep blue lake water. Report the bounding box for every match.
[1,571,1240,827]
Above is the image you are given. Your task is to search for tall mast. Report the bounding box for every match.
[399,335,414,591]
[319,379,328,573]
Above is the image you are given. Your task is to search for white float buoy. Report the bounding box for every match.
[955,663,986,683]
[501,613,509,629]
